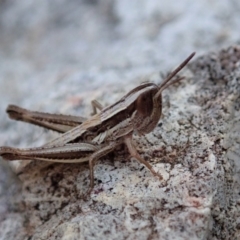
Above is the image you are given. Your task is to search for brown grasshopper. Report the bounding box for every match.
[0,53,195,194]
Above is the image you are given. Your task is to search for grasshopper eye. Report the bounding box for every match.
[136,91,154,116]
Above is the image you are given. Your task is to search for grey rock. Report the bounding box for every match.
[1,1,240,240]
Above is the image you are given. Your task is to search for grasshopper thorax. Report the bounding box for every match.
[132,85,161,135]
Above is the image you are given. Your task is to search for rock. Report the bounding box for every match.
[1,1,240,240]
[1,45,240,240]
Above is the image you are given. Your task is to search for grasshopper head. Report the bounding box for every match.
[133,52,195,135]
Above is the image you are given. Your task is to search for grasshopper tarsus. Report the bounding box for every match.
[0,52,195,195]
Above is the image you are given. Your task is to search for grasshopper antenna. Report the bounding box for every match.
[155,52,195,99]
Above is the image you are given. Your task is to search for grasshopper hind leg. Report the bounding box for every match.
[6,105,86,133]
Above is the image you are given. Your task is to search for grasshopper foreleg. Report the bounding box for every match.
[124,135,163,180]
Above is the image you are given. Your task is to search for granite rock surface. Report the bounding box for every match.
[1,1,240,239]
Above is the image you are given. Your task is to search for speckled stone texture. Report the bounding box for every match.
[1,1,240,240]
[1,46,240,240]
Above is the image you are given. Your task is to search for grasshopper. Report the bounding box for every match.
[0,53,195,194]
